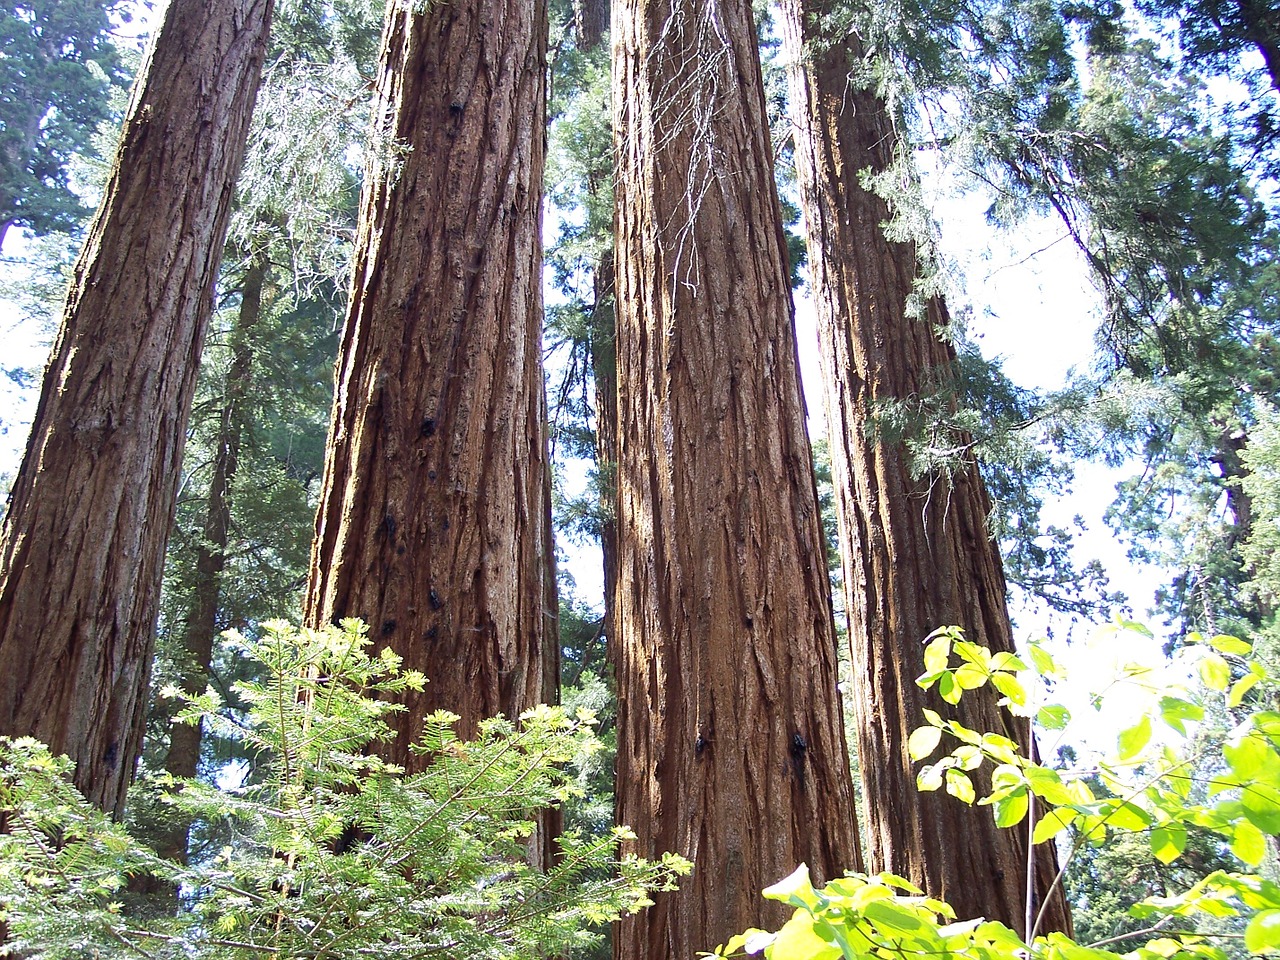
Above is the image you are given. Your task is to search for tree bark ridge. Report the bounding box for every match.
[0,0,273,817]
[304,0,557,758]
[780,3,1072,933]
[612,2,863,956]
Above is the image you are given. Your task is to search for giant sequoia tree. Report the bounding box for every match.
[304,0,558,754]
[611,1,862,956]
[0,0,273,817]
[780,3,1071,933]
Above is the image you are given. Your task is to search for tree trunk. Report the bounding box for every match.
[573,0,609,51]
[304,0,557,755]
[0,0,273,818]
[590,257,619,651]
[611,1,863,957]
[780,4,1071,935]
[157,258,266,864]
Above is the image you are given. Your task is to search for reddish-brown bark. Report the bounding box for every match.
[304,1,557,757]
[611,1,863,957]
[780,3,1072,934]
[0,0,273,817]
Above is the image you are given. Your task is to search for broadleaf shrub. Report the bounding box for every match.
[709,622,1280,960]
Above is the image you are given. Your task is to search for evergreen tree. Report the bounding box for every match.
[143,1,375,862]
[0,0,130,250]
[0,0,274,817]
[610,0,863,956]
[828,0,1277,639]
[303,0,559,785]
[1,620,689,959]
[779,2,1071,933]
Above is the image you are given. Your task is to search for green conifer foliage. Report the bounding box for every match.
[0,620,689,959]
[0,0,129,249]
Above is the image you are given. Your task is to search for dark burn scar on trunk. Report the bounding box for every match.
[790,733,808,782]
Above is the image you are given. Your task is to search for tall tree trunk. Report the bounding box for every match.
[590,255,619,652]
[611,2,863,957]
[158,258,266,863]
[780,5,1071,934]
[0,0,273,818]
[304,0,557,754]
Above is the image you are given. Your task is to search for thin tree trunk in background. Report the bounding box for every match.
[780,4,1071,934]
[611,1,863,956]
[157,258,266,862]
[304,0,557,754]
[590,257,619,654]
[0,0,273,818]
[574,0,609,51]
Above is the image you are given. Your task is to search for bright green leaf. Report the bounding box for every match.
[1032,807,1077,844]
[1241,781,1280,835]
[1255,712,1280,745]
[909,726,943,761]
[955,663,989,690]
[948,721,984,747]
[939,672,960,705]
[953,745,984,771]
[864,899,931,937]
[1104,800,1152,831]
[994,788,1029,828]
[1150,823,1187,864]
[990,651,1028,672]
[955,641,989,667]
[768,910,841,960]
[1230,673,1262,709]
[980,733,1022,765]
[763,865,818,908]
[1025,767,1076,806]
[1118,619,1155,639]
[1158,696,1204,735]
[991,764,1024,792]
[991,671,1028,708]
[946,768,976,805]
[917,763,945,792]
[1029,642,1058,677]
[1118,716,1152,760]
[1209,635,1252,657]
[1037,704,1070,730]
[1200,653,1232,692]
[923,635,952,675]
[1246,909,1280,953]
[1232,819,1268,867]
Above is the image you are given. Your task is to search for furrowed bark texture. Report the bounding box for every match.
[612,1,863,956]
[780,5,1072,934]
[304,0,557,753]
[0,0,273,817]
